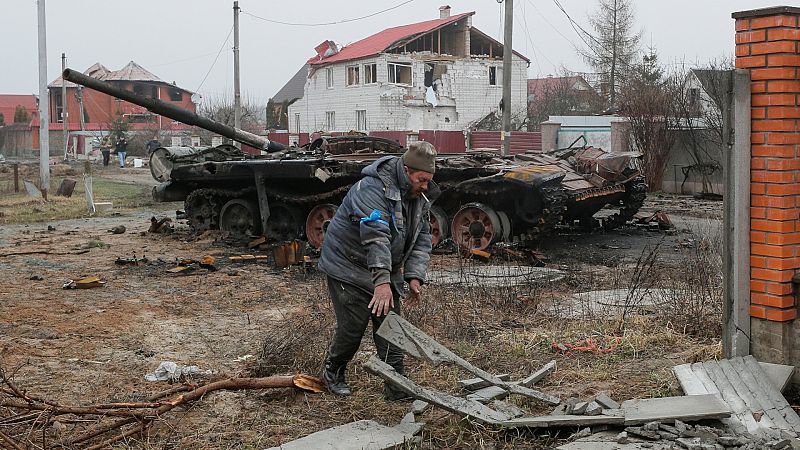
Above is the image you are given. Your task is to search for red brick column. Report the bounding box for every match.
[735,7,800,327]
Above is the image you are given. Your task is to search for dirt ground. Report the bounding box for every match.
[0,169,726,449]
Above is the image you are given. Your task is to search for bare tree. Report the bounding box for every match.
[579,0,642,108]
[619,49,676,191]
[670,58,733,194]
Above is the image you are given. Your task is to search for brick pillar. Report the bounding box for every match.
[734,6,800,366]
[540,120,560,152]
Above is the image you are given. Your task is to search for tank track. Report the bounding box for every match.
[604,176,647,229]
[184,188,238,231]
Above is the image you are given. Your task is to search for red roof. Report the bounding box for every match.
[0,94,38,125]
[308,12,474,66]
[528,76,588,96]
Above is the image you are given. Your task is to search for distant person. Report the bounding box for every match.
[115,136,128,168]
[100,137,112,166]
[146,137,161,154]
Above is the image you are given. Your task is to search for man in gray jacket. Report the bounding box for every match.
[318,141,439,399]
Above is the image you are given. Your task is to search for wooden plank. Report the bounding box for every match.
[673,363,708,396]
[706,359,767,434]
[729,357,791,431]
[620,394,730,425]
[743,356,800,432]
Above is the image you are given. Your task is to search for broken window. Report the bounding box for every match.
[326,68,334,88]
[356,110,367,131]
[168,88,182,102]
[388,62,412,85]
[489,66,497,86]
[326,111,335,130]
[132,83,157,99]
[53,91,64,123]
[364,64,377,84]
[347,66,360,86]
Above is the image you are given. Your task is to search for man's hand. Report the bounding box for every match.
[404,279,422,308]
[368,283,394,317]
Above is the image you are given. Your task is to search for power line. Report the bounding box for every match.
[525,0,577,49]
[551,0,602,48]
[149,51,221,68]
[195,25,234,94]
[515,0,546,73]
[242,0,416,27]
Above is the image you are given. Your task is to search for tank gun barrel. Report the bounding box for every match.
[62,68,282,152]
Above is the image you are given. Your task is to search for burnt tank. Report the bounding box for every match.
[63,68,645,251]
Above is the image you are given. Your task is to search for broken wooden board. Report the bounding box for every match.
[376,312,560,405]
[265,419,422,450]
[499,414,624,429]
[363,356,510,424]
[621,394,730,425]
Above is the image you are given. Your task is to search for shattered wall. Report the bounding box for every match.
[288,53,527,134]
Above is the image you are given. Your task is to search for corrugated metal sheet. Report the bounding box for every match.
[419,130,466,154]
[369,131,408,147]
[470,131,542,154]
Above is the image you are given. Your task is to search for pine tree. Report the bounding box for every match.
[13,105,30,123]
[579,0,642,108]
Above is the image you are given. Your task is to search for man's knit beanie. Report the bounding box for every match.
[401,141,437,174]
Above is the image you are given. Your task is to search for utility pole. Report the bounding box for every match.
[609,0,618,108]
[501,0,513,157]
[37,0,50,199]
[233,1,242,145]
[62,52,68,161]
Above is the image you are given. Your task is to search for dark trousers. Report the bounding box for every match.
[325,276,404,373]
[101,150,110,166]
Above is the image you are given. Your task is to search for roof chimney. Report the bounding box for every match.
[439,5,451,19]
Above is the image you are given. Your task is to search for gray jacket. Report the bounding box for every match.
[318,156,440,295]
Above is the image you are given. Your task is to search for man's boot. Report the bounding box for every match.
[383,365,412,401]
[323,364,351,396]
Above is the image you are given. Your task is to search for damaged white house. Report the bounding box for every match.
[285,6,529,134]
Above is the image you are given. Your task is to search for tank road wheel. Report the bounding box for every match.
[185,190,222,232]
[451,203,504,251]
[265,203,304,242]
[305,204,338,249]
[219,199,261,239]
[428,206,449,248]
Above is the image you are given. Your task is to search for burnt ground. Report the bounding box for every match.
[0,189,725,449]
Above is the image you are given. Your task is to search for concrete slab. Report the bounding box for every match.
[759,361,795,393]
[410,400,430,415]
[459,374,510,391]
[594,393,620,410]
[364,356,510,424]
[500,414,625,428]
[467,385,508,403]
[491,400,526,419]
[519,360,557,387]
[621,394,731,425]
[266,419,421,450]
[376,312,560,405]
[556,431,673,450]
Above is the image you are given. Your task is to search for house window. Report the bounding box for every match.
[688,88,699,108]
[489,66,497,86]
[132,83,157,98]
[347,66,360,86]
[168,88,182,102]
[364,64,377,84]
[326,68,334,88]
[53,91,64,123]
[326,111,335,130]
[356,110,367,131]
[294,113,300,134]
[388,62,412,85]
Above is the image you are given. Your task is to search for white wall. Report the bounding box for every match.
[288,53,527,133]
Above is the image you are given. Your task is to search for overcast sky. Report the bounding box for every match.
[0,0,779,105]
